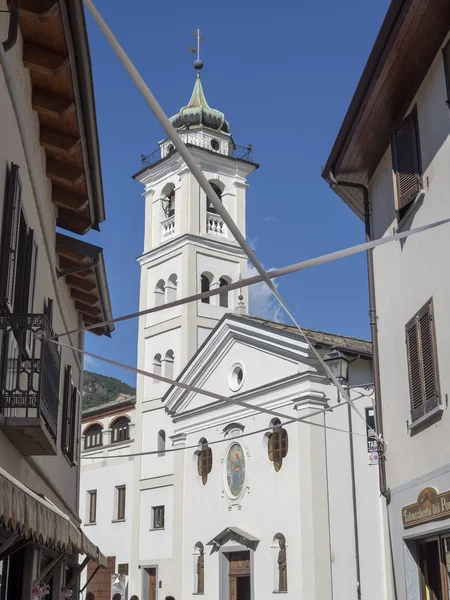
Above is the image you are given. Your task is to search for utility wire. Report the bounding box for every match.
[49,218,449,341]
[82,398,374,461]
[49,337,373,436]
[82,0,450,442]
[82,0,378,433]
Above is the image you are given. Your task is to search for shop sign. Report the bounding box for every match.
[402,487,450,528]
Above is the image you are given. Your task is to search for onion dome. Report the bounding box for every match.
[170,63,230,133]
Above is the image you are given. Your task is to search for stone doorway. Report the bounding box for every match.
[228,551,250,600]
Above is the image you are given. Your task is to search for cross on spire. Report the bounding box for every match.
[189,29,205,71]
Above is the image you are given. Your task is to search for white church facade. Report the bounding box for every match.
[81,59,392,600]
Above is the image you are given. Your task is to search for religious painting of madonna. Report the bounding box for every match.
[226,443,246,497]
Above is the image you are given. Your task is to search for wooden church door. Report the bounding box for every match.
[228,551,251,600]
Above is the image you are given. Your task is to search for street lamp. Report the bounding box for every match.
[323,349,350,384]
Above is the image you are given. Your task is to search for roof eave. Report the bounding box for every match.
[62,0,106,230]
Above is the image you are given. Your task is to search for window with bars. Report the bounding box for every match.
[197,439,213,485]
[152,505,165,529]
[115,486,126,521]
[406,300,440,423]
[391,108,422,217]
[84,424,103,449]
[443,40,450,106]
[88,490,97,524]
[61,366,79,464]
[111,417,130,443]
[0,163,38,325]
[268,420,288,472]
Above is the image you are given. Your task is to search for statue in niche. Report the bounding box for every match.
[278,539,287,592]
[197,546,205,593]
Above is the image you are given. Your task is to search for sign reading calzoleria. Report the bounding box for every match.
[403,487,450,528]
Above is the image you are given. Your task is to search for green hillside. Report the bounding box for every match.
[82,371,136,410]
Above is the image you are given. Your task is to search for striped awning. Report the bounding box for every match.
[0,467,106,567]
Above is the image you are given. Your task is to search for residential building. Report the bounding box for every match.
[80,394,136,599]
[0,1,113,598]
[323,1,450,598]
[127,60,389,600]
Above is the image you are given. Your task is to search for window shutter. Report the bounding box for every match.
[406,318,423,420]
[443,41,450,106]
[392,110,422,210]
[0,164,22,312]
[68,385,78,463]
[61,365,72,455]
[419,305,438,413]
[23,230,38,355]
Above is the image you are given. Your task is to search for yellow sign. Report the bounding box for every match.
[403,488,450,528]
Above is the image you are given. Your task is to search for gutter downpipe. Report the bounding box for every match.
[327,176,389,501]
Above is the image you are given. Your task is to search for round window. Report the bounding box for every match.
[229,363,245,392]
[210,138,220,151]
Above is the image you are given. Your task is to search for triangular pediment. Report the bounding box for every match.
[207,527,259,551]
[164,314,317,418]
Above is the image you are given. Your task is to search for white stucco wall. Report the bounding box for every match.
[0,10,87,526]
[370,34,450,491]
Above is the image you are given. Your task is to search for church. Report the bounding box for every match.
[82,59,391,600]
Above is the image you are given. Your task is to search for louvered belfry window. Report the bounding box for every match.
[392,108,422,212]
[406,300,440,422]
[443,40,450,106]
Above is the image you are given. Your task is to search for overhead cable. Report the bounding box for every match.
[82,399,373,461]
[49,337,370,433]
[82,0,450,439]
[50,217,449,340]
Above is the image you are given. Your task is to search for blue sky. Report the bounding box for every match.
[80,0,390,386]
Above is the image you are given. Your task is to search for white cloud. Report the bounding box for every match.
[83,354,99,370]
[247,264,284,323]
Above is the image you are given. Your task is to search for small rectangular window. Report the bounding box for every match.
[88,490,97,524]
[391,107,422,215]
[152,505,165,529]
[116,486,126,521]
[406,299,440,423]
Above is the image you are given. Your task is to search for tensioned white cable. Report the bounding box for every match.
[82,400,373,460]
[82,0,371,428]
[50,337,367,432]
[50,217,449,340]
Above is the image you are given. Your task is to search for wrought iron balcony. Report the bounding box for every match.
[0,313,61,455]
[141,141,254,168]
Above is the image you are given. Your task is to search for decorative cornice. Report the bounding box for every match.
[137,233,246,265]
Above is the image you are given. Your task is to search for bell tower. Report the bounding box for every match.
[134,58,258,381]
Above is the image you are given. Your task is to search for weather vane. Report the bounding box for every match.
[189,28,205,70]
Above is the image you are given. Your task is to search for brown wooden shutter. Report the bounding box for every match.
[406,301,440,422]
[419,304,438,413]
[392,109,422,210]
[443,41,450,105]
[406,317,424,420]
[0,164,22,312]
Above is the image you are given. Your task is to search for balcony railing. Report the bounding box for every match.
[161,215,175,240]
[141,142,254,168]
[0,314,61,451]
[207,212,226,236]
